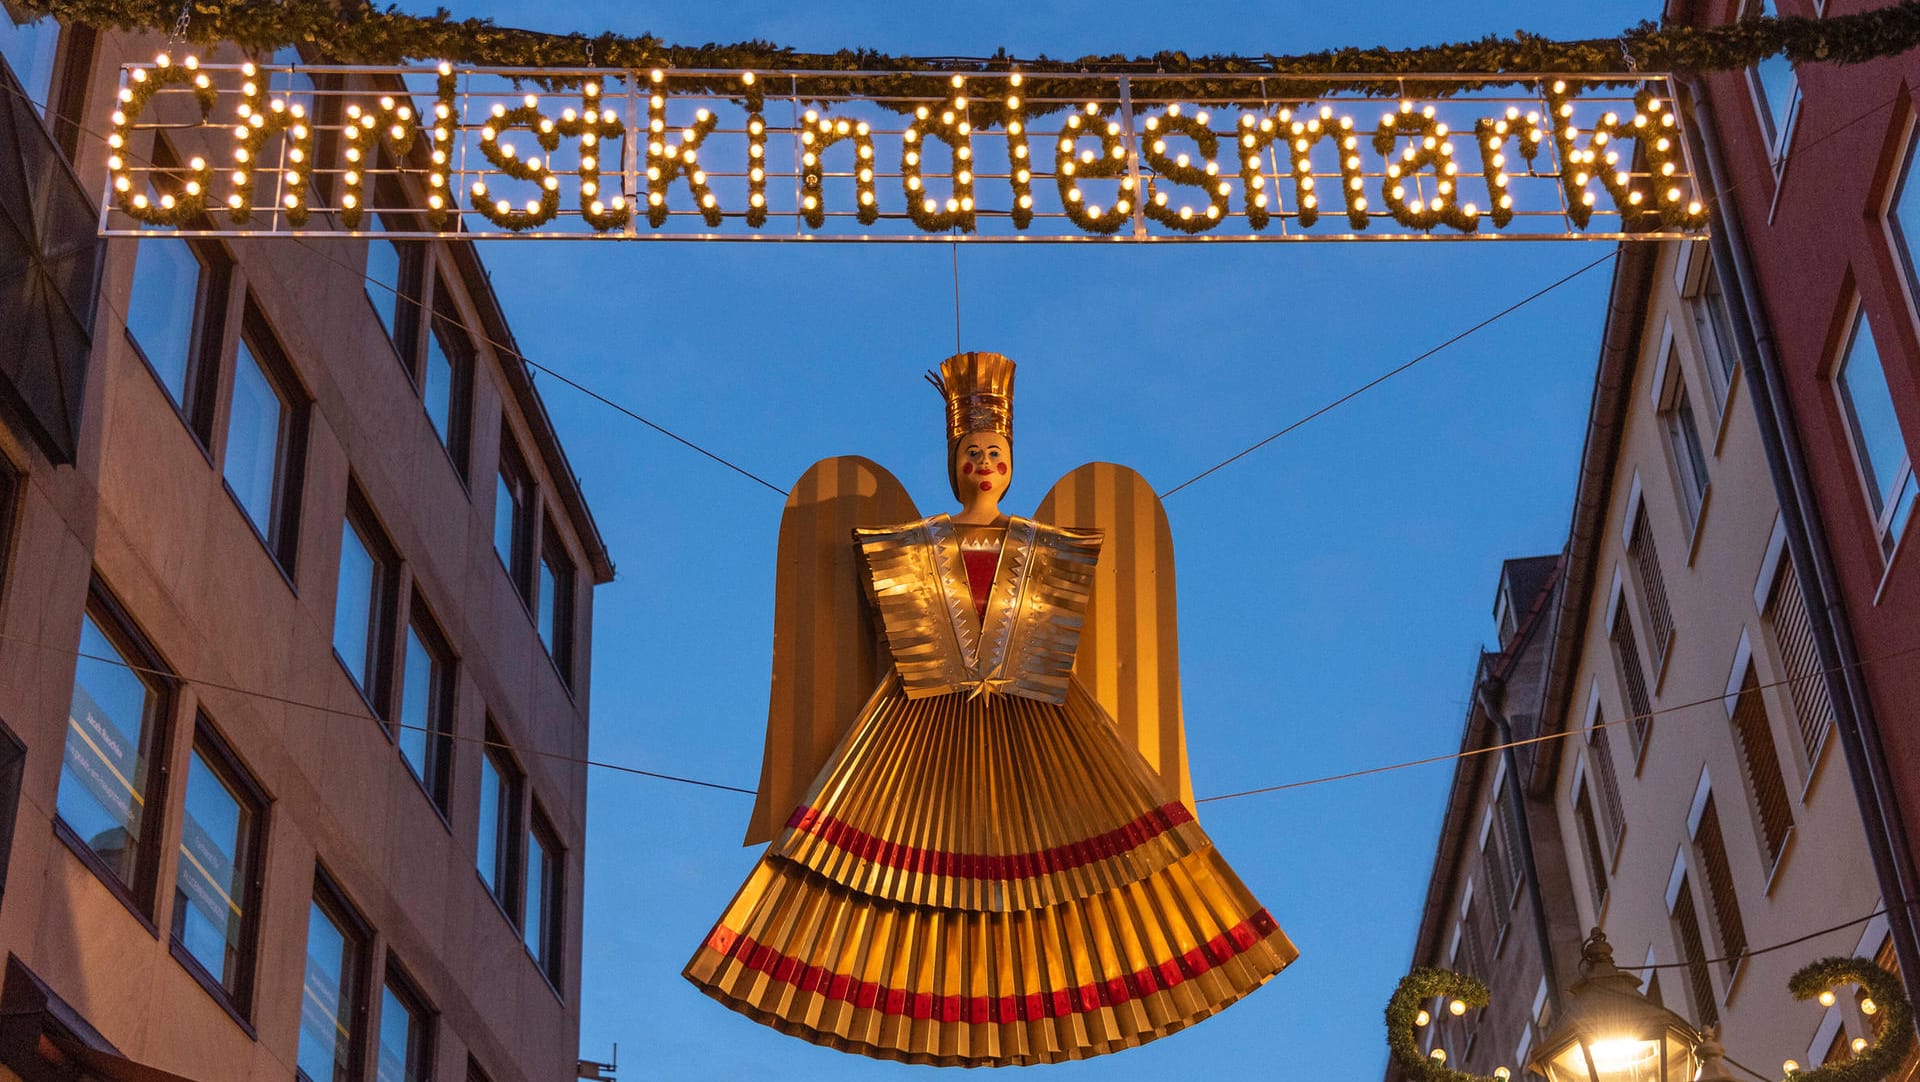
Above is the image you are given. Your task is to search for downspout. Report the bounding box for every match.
[1479,672,1565,1015]
[1681,77,1920,994]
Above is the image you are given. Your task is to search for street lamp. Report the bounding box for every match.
[1530,928,1701,1082]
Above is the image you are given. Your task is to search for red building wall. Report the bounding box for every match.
[1692,0,1920,921]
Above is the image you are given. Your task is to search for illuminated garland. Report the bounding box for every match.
[27,0,1920,115]
[1384,968,1505,1082]
[228,58,312,224]
[1386,957,1915,1082]
[743,75,767,227]
[902,75,975,232]
[799,110,878,227]
[105,53,216,224]
[1055,105,1130,235]
[1141,105,1230,233]
[644,68,720,228]
[339,67,456,230]
[1784,957,1914,1082]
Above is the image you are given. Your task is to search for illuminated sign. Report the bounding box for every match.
[103,59,1707,242]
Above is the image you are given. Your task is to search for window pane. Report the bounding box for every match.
[1893,139,1920,292]
[397,626,434,784]
[1838,315,1911,515]
[524,830,547,963]
[299,900,358,1082]
[494,470,520,574]
[538,554,559,651]
[0,0,60,110]
[1754,56,1795,142]
[1666,384,1710,519]
[225,340,286,542]
[365,220,404,343]
[422,329,454,446]
[126,240,203,406]
[377,984,426,1082]
[58,613,158,887]
[477,753,502,893]
[334,520,378,692]
[173,748,253,993]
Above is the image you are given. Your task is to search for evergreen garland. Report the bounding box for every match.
[25,0,1920,118]
[1384,968,1500,1082]
[1785,957,1915,1082]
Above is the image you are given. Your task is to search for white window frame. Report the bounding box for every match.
[1744,0,1802,169]
[1675,241,1742,429]
[1829,297,1917,567]
[1655,341,1713,545]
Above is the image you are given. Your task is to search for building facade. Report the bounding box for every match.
[1676,0,1920,1027]
[0,10,612,1082]
[1537,236,1887,1075]
[1392,236,1898,1078]
[1385,556,1587,1082]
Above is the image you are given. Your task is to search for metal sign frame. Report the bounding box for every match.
[100,63,1709,242]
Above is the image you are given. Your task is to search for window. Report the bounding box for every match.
[525,810,563,984]
[1693,795,1749,976]
[494,440,533,601]
[1629,509,1674,663]
[1764,553,1835,762]
[538,525,574,682]
[396,601,453,810]
[1689,261,1740,411]
[1671,874,1719,1029]
[476,729,522,916]
[1834,310,1917,557]
[1891,130,1920,304]
[299,879,368,1082]
[223,309,307,570]
[0,719,25,906]
[1572,781,1609,913]
[170,723,266,1015]
[1612,606,1655,759]
[1746,0,1799,162]
[0,0,59,111]
[1479,809,1513,936]
[58,589,172,908]
[1728,665,1794,869]
[364,207,423,360]
[334,496,396,710]
[1662,377,1712,528]
[0,449,19,602]
[376,968,434,1082]
[1588,721,1627,854]
[126,240,226,432]
[422,283,473,478]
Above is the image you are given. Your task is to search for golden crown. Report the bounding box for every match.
[925,351,1015,442]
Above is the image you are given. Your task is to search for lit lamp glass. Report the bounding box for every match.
[1531,929,1700,1082]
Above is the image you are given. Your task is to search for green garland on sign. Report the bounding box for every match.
[1384,968,1501,1082]
[1785,957,1914,1082]
[25,0,1920,116]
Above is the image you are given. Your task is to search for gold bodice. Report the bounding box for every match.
[854,514,1101,704]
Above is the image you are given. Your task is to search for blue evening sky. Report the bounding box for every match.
[445,0,1655,1075]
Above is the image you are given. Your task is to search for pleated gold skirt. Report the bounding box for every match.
[685,676,1297,1067]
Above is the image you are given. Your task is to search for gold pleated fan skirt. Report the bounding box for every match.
[685,678,1297,1066]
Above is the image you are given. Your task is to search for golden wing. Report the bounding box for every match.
[743,456,919,846]
[1036,463,1196,818]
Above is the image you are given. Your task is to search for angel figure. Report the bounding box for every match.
[685,352,1296,1067]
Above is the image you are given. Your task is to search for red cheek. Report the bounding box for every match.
[962,463,973,474]
[995,463,1008,475]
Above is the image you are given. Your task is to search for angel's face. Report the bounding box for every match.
[954,431,1012,503]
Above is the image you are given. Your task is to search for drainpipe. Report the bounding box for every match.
[1479,672,1566,1016]
[1680,77,1920,995]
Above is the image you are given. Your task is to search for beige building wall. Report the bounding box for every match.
[1549,238,1887,1074]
